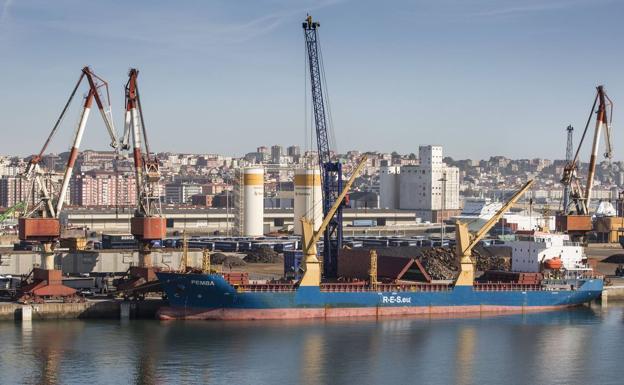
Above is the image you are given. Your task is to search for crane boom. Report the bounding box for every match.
[16,67,119,300]
[23,67,119,220]
[560,86,613,215]
[0,202,26,223]
[303,14,344,278]
[585,86,613,210]
[455,179,534,286]
[125,69,162,219]
[299,156,367,286]
[306,156,368,251]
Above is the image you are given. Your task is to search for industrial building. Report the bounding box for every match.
[380,145,460,222]
[63,206,420,234]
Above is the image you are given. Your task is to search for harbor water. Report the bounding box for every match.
[1,304,623,385]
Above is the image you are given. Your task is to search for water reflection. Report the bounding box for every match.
[19,322,84,385]
[0,306,620,385]
[455,327,476,385]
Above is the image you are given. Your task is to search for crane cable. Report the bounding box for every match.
[316,32,338,156]
[571,92,599,165]
[34,73,85,162]
[135,80,152,161]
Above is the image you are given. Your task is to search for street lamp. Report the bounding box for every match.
[498,181,506,236]
[438,173,447,245]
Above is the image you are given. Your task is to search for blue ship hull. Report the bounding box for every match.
[156,272,603,320]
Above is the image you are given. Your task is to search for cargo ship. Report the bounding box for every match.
[156,164,604,320]
[156,272,602,320]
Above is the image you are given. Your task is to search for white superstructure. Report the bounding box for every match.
[452,198,555,233]
[508,232,586,273]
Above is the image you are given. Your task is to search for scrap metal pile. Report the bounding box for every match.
[244,246,284,263]
[354,246,511,281]
[418,247,510,280]
[211,253,246,268]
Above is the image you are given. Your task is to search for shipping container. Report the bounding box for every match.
[251,242,276,251]
[214,241,239,252]
[188,240,214,250]
[350,219,377,227]
[344,240,363,248]
[283,250,304,279]
[363,239,389,248]
[238,241,252,251]
[274,242,295,253]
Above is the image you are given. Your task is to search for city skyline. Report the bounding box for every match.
[0,0,622,160]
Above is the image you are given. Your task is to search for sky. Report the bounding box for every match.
[0,0,622,160]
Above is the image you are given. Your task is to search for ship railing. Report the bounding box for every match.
[237,283,297,292]
[320,283,453,293]
[473,282,542,291]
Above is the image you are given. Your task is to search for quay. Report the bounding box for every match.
[0,299,165,321]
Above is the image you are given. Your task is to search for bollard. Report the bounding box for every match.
[21,305,33,322]
[120,302,131,320]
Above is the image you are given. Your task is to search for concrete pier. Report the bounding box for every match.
[603,285,624,302]
[0,300,165,321]
[21,305,32,321]
[120,302,132,320]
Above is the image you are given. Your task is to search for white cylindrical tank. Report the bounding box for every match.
[380,166,400,209]
[243,167,264,237]
[293,167,322,236]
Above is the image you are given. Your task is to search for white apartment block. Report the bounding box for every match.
[389,145,460,222]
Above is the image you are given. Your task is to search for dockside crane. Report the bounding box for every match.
[117,68,166,294]
[303,15,345,278]
[18,66,119,302]
[300,156,367,286]
[454,180,534,286]
[558,86,613,238]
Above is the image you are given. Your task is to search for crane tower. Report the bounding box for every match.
[118,68,166,294]
[303,15,344,278]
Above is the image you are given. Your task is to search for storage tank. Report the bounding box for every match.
[379,166,400,209]
[293,167,322,235]
[243,167,264,237]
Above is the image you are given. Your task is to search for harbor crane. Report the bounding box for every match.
[455,180,534,285]
[18,66,119,302]
[300,156,367,286]
[0,201,26,224]
[303,15,345,278]
[116,68,166,294]
[558,86,613,237]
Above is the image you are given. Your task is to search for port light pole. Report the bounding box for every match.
[439,173,447,245]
